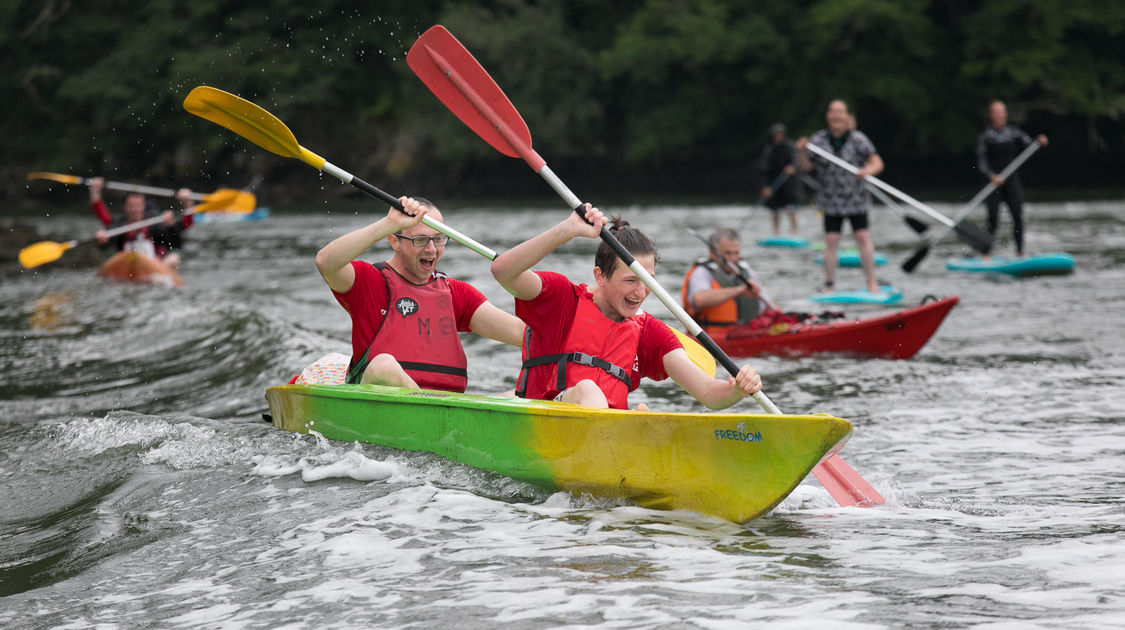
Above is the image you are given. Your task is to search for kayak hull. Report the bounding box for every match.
[265,384,854,523]
[96,251,183,287]
[713,296,959,359]
[946,252,1074,277]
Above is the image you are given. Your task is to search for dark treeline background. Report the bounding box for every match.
[4,0,1124,209]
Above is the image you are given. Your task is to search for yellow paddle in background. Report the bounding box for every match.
[26,172,257,213]
[18,195,235,269]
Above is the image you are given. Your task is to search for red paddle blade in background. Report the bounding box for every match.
[407,25,537,165]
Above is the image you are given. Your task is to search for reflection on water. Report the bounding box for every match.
[28,292,75,331]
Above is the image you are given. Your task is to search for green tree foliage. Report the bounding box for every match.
[962,0,1125,152]
[3,0,1122,203]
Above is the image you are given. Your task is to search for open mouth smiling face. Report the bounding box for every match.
[394,231,445,282]
[597,254,655,321]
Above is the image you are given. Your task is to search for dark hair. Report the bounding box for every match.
[594,215,659,278]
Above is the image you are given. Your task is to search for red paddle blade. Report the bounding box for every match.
[812,454,885,507]
[408,25,542,169]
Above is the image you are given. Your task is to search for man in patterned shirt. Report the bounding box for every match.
[796,99,884,293]
[976,100,1048,257]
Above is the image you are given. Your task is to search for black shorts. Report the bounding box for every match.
[824,213,869,234]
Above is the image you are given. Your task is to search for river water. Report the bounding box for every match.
[2,199,1123,629]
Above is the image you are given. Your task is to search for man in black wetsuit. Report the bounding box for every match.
[975,100,1048,257]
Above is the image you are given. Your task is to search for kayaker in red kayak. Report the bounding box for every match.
[315,196,526,392]
[89,176,195,269]
[681,228,784,334]
[490,204,762,411]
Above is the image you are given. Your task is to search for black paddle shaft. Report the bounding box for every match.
[349,176,405,210]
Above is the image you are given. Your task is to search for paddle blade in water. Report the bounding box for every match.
[901,244,931,273]
[19,241,75,269]
[407,25,537,165]
[812,454,885,507]
[954,220,993,254]
[183,86,326,170]
[27,172,83,185]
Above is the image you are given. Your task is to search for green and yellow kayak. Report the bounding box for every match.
[265,384,853,523]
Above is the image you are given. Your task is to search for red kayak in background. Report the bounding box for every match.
[711,296,959,360]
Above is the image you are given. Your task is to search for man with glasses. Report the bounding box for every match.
[315,196,525,391]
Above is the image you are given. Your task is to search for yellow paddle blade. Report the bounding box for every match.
[197,189,257,213]
[19,240,75,269]
[27,172,82,185]
[183,86,326,170]
[670,327,716,378]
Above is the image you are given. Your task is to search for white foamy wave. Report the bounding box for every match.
[54,412,184,455]
[300,451,399,482]
[53,412,257,469]
[251,442,404,484]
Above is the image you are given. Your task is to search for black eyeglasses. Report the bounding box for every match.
[393,233,449,247]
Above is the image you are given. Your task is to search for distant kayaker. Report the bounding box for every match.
[756,123,803,236]
[89,177,195,269]
[490,205,763,411]
[976,100,1049,258]
[315,196,525,392]
[796,99,884,293]
[681,228,783,334]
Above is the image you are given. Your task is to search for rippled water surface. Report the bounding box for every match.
[2,200,1123,629]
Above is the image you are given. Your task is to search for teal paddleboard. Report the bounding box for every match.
[946,252,1074,277]
[815,249,888,267]
[806,285,903,305]
[195,207,271,223]
[757,236,810,249]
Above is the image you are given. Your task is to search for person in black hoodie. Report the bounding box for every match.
[756,123,803,236]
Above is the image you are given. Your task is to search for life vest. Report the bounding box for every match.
[122,232,157,258]
[680,258,761,331]
[346,262,469,392]
[515,290,640,409]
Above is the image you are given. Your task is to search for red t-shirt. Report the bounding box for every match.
[332,261,487,362]
[515,271,681,400]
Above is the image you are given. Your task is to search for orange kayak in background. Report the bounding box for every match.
[96,251,183,287]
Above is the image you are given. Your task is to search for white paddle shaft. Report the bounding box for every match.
[932,142,1042,244]
[806,142,954,227]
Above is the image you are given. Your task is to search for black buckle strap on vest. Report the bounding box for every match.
[398,362,468,377]
[518,352,632,395]
[346,354,468,385]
